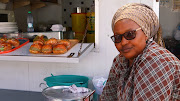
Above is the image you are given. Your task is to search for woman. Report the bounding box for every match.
[100,3,180,101]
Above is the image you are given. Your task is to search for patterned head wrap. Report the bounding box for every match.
[112,3,164,47]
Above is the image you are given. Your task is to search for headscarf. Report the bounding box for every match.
[112,3,164,47]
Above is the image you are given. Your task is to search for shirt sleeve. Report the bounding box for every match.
[100,57,121,101]
[133,56,180,101]
[173,65,180,100]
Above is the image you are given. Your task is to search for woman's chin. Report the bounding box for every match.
[122,53,135,60]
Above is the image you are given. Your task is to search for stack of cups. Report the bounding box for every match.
[71,7,87,42]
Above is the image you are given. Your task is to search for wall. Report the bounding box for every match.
[62,0,94,27]
[13,0,95,32]
[14,3,63,32]
[0,0,157,92]
[160,6,180,38]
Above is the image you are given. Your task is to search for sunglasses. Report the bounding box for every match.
[111,28,141,43]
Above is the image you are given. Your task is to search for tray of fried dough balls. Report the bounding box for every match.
[29,36,79,54]
[0,37,29,54]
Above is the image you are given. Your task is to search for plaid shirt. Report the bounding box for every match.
[100,41,180,101]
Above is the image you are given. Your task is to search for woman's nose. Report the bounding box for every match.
[121,37,128,46]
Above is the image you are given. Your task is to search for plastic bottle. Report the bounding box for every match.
[27,11,34,32]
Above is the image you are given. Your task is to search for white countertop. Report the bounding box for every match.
[0,42,94,63]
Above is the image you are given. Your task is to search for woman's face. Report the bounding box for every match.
[113,19,148,60]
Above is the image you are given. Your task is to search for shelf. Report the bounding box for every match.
[173,0,180,10]
[0,42,94,63]
[13,1,30,9]
[31,1,46,10]
[3,0,58,10]
[0,0,9,3]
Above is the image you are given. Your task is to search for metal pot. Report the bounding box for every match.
[40,83,95,101]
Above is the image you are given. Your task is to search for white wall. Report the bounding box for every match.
[0,0,156,92]
[160,6,180,38]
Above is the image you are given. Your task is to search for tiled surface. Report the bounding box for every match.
[0,89,46,101]
[62,0,94,27]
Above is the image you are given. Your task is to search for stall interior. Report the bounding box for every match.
[0,0,95,58]
[0,0,95,43]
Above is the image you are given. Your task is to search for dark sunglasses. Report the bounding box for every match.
[111,28,141,43]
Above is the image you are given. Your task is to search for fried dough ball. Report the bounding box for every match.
[42,44,52,54]
[45,38,57,46]
[6,38,20,47]
[58,39,71,49]
[29,44,42,54]
[53,44,67,54]
[33,40,44,46]
[0,42,12,51]
[0,37,7,43]
[33,35,48,43]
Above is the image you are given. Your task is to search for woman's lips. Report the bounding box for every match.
[121,47,132,53]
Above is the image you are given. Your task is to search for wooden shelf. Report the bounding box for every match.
[3,0,58,10]
[13,1,30,9]
[0,0,9,3]
[31,1,46,10]
[40,0,57,3]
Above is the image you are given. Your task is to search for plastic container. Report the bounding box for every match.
[43,75,89,88]
[27,11,34,32]
[75,32,86,42]
[92,76,107,95]
[71,13,86,32]
[86,12,95,31]
[63,31,75,39]
[87,31,95,43]
[92,76,107,101]
[73,7,85,13]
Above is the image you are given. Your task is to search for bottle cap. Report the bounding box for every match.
[28,11,31,13]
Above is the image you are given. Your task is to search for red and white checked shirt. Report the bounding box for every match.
[100,41,180,101]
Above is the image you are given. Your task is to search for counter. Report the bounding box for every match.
[0,43,94,63]
[0,32,94,63]
[0,89,45,101]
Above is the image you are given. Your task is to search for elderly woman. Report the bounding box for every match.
[100,3,180,101]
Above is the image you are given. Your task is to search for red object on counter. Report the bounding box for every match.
[83,90,95,101]
[0,38,29,54]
